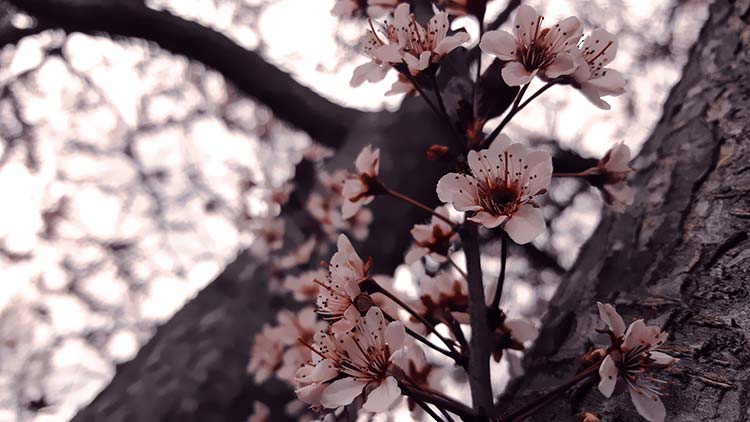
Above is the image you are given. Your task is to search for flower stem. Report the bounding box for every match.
[371,280,463,362]
[490,232,508,309]
[381,310,455,360]
[399,381,478,420]
[447,256,468,280]
[484,79,559,146]
[459,223,496,418]
[504,363,600,421]
[384,187,458,228]
[411,396,446,422]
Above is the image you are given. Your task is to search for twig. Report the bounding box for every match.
[382,310,455,360]
[504,363,600,421]
[371,280,463,361]
[460,223,496,418]
[489,232,508,309]
[485,80,559,146]
[399,381,478,420]
[384,187,458,228]
[411,396,446,422]
[447,256,468,280]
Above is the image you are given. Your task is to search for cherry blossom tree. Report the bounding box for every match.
[2,0,748,422]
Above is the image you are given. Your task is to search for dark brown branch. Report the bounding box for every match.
[460,223,495,419]
[8,0,362,147]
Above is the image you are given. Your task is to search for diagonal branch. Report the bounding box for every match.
[7,0,363,148]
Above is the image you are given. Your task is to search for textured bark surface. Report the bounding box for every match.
[511,1,750,420]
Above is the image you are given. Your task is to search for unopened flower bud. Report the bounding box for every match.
[354,293,374,313]
[580,412,601,422]
[427,144,450,160]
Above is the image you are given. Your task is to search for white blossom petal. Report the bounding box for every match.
[505,319,538,343]
[362,377,401,412]
[321,377,367,409]
[502,61,535,86]
[435,32,470,56]
[479,30,517,61]
[597,302,626,337]
[598,355,618,398]
[628,385,666,422]
[385,321,405,350]
[503,204,545,244]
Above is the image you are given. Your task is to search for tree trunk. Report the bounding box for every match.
[509,1,750,420]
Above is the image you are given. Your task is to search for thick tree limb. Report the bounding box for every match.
[8,0,362,147]
[509,1,750,420]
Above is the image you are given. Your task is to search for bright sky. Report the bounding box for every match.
[0,0,707,421]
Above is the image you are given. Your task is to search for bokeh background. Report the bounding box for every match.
[0,0,709,420]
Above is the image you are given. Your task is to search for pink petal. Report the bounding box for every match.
[502,61,535,86]
[385,321,405,350]
[320,377,367,409]
[362,377,401,412]
[469,211,505,228]
[513,4,539,46]
[435,32,470,56]
[505,319,538,343]
[504,204,545,244]
[479,30,517,61]
[628,384,666,422]
[597,355,618,398]
[311,358,340,382]
[597,302,626,337]
[436,173,481,212]
[650,351,677,366]
[544,52,578,78]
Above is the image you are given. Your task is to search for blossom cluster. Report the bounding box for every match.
[244,3,677,422]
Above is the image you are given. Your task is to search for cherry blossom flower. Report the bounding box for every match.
[249,218,284,256]
[352,4,469,87]
[247,324,283,383]
[436,134,552,244]
[319,307,408,412]
[342,145,381,219]
[491,318,537,361]
[295,328,347,407]
[274,308,328,381]
[316,235,372,332]
[479,5,582,86]
[307,170,373,241]
[569,28,626,109]
[273,238,317,273]
[596,302,678,422]
[350,30,393,87]
[583,142,635,211]
[413,272,468,320]
[404,206,458,264]
[283,269,325,302]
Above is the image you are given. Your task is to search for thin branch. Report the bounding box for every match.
[381,310,455,360]
[504,363,599,422]
[371,280,463,361]
[459,223,495,418]
[489,232,508,309]
[399,382,478,420]
[384,187,458,228]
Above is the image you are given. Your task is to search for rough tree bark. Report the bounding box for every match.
[509,1,750,420]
